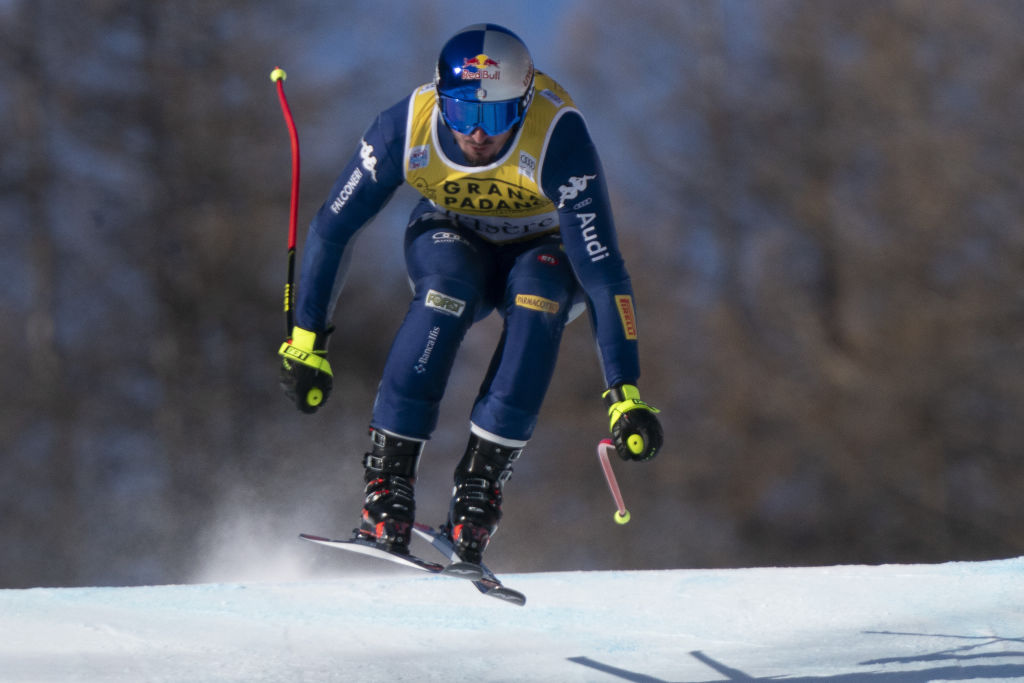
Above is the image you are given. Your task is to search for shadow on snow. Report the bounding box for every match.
[569,631,1024,682]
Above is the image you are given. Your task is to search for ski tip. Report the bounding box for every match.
[488,587,527,606]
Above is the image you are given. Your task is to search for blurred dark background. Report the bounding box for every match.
[3,0,1023,588]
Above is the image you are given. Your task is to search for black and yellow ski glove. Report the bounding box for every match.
[603,384,663,461]
[279,326,333,414]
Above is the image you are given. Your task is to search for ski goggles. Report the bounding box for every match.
[438,94,525,136]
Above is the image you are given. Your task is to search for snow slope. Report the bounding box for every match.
[2,557,1023,682]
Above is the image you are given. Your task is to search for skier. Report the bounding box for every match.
[279,24,663,565]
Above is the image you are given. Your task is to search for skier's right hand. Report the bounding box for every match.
[279,326,333,414]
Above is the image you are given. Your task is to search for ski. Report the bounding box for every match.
[413,523,527,606]
[299,532,483,580]
[299,529,524,605]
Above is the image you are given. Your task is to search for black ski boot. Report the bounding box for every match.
[446,433,523,564]
[357,428,424,554]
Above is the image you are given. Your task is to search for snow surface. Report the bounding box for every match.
[2,556,1023,682]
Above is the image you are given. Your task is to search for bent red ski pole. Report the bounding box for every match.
[597,439,631,524]
[271,66,300,337]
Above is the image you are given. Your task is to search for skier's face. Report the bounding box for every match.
[452,127,513,165]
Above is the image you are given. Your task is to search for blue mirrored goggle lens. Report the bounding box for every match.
[439,96,522,136]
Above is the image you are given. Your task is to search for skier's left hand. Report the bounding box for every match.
[603,384,663,461]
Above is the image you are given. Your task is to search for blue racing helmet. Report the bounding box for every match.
[435,24,535,136]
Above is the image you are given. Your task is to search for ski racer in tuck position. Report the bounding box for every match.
[279,23,664,565]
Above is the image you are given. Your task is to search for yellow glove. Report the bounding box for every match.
[279,327,333,414]
[602,384,663,461]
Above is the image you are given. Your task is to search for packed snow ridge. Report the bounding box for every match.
[2,557,1023,682]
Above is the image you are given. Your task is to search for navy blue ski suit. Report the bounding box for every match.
[294,75,641,444]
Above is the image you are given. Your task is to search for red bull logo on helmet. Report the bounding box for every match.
[460,54,501,80]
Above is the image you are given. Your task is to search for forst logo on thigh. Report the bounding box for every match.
[425,289,467,317]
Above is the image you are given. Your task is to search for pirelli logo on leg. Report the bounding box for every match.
[615,295,638,340]
[515,294,560,314]
[425,289,466,317]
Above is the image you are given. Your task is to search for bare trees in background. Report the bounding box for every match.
[565,0,1024,567]
[3,1,300,585]
[2,0,1022,587]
